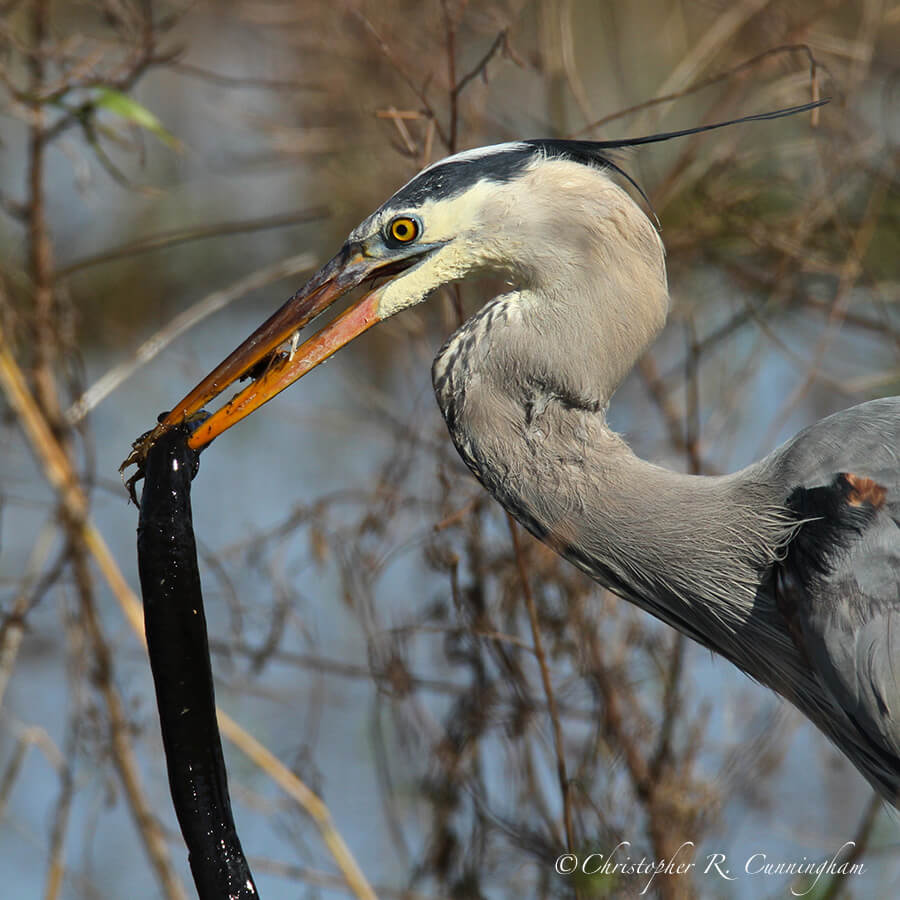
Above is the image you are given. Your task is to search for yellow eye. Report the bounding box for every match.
[388,216,419,243]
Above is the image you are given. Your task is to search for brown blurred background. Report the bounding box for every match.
[1,1,899,898]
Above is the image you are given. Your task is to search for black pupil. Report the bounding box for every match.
[395,220,411,239]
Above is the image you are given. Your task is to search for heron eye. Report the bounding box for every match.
[388,216,419,244]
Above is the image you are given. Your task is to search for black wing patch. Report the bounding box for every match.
[774,473,883,660]
[774,471,900,793]
[777,474,885,592]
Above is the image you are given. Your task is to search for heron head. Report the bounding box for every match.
[350,144,666,319]
[148,141,652,452]
[127,100,825,459]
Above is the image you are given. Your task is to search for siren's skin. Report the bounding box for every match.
[137,422,257,899]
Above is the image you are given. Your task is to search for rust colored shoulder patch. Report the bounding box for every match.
[842,473,888,510]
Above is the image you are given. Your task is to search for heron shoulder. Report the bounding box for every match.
[758,397,900,492]
[751,397,900,796]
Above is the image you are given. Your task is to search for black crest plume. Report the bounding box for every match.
[526,99,830,227]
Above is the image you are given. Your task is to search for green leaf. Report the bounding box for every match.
[94,89,182,150]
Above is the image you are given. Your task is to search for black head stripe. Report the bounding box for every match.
[389,146,536,208]
[385,99,828,220]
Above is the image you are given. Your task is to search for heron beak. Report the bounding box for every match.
[184,275,384,450]
[134,242,419,458]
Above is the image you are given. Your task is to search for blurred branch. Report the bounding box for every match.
[452,28,514,101]
[570,43,826,138]
[440,0,459,153]
[248,856,435,899]
[65,251,318,423]
[653,0,776,106]
[819,794,881,900]
[355,10,451,149]
[0,321,188,899]
[0,518,58,708]
[217,716,377,900]
[0,323,377,900]
[56,207,328,279]
[73,543,190,900]
[0,725,64,822]
[0,189,27,221]
[507,514,575,855]
[172,61,326,90]
[43,753,73,900]
[761,155,891,447]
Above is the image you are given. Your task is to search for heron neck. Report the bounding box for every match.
[432,292,798,670]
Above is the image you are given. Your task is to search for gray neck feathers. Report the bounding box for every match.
[431,169,803,681]
[434,315,797,673]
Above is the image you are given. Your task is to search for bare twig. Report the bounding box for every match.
[56,208,327,279]
[818,794,881,900]
[569,44,825,138]
[452,29,511,102]
[0,324,377,900]
[506,514,576,855]
[355,11,450,150]
[172,61,325,91]
[65,251,317,423]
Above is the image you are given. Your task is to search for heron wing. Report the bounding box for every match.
[767,397,900,792]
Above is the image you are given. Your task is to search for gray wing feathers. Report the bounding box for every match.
[808,538,900,768]
[768,397,900,489]
[765,397,900,797]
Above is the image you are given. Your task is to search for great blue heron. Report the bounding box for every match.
[128,101,900,806]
